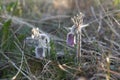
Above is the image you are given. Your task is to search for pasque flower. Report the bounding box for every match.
[66,25,76,47]
[66,13,89,48]
[26,27,50,59]
[69,12,89,62]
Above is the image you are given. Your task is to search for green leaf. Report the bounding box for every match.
[1,19,11,49]
[2,19,11,40]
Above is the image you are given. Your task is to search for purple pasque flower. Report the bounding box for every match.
[66,31,76,47]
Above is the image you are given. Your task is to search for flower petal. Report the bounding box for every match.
[35,47,45,59]
[66,32,75,47]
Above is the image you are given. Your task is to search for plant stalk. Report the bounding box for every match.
[76,27,82,63]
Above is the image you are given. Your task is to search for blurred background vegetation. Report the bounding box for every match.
[0,0,120,80]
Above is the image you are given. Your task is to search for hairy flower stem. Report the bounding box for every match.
[76,28,81,63]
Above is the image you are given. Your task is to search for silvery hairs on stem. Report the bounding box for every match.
[26,27,50,59]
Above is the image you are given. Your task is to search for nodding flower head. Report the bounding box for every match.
[26,27,50,59]
[66,31,76,47]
